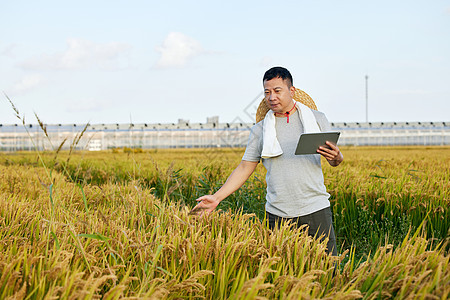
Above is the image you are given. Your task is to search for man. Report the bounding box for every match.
[191,67,343,255]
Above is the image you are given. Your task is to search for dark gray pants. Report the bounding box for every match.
[266,207,338,256]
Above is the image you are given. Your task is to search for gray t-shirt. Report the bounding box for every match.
[242,109,332,217]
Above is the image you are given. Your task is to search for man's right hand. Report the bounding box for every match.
[189,195,221,216]
[188,160,259,216]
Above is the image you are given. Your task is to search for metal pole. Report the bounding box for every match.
[365,75,369,123]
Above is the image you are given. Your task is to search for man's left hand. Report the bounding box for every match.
[317,141,343,167]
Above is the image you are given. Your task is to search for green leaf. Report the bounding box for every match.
[369,174,387,179]
[78,183,89,213]
[49,183,54,209]
[50,231,60,250]
[146,211,156,218]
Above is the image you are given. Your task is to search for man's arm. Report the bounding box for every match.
[189,160,259,215]
[317,141,344,167]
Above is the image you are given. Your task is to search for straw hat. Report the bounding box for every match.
[255,88,317,123]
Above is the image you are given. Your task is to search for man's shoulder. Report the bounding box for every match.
[311,109,327,118]
[312,109,328,122]
[250,121,264,134]
[311,109,331,131]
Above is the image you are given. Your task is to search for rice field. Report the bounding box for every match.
[0,145,449,299]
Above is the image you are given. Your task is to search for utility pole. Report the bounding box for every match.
[365,75,369,123]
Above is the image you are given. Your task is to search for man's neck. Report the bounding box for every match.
[274,102,297,117]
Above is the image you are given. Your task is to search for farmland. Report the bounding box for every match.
[0,146,449,299]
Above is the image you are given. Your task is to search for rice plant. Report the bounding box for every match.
[1,97,448,298]
[0,163,448,299]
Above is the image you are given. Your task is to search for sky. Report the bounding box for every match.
[1,0,449,125]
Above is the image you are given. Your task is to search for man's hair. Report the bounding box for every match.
[263,66,293,87]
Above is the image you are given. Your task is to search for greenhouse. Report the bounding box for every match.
[0,120,448,152]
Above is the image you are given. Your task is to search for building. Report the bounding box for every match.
[0,119,448,152]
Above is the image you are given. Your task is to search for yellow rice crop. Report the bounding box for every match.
[0,146,449,299]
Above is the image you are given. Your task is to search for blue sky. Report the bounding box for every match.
[1,0,449,125]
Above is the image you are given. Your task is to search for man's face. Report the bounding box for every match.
[263,77,295,114]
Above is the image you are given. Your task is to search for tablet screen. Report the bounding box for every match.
[295,132,340,155]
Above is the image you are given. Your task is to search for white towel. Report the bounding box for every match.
[261,100,320,158]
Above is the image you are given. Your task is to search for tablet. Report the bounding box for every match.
[295,132,340,155]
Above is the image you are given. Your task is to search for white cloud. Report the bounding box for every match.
[19,39,131,71]
[154,32,204,68]
[9,74,46,94]
[1,44,18,58]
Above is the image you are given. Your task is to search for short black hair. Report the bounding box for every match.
[263,66,293,87]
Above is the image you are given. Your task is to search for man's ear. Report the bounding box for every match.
[290,86,295,97]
